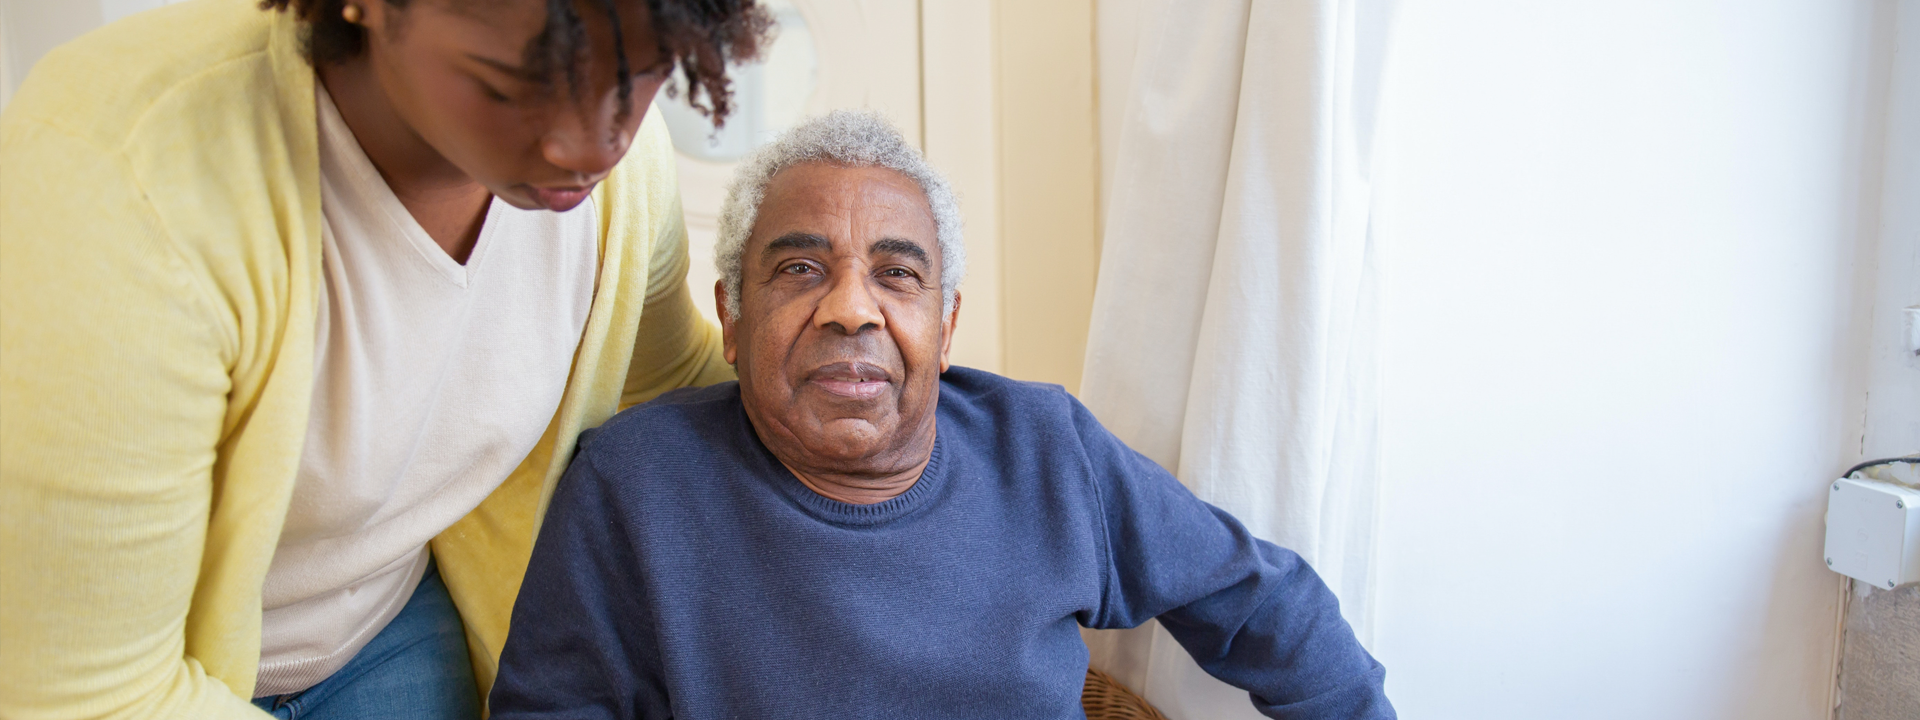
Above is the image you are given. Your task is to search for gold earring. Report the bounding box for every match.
[341,3,363,24]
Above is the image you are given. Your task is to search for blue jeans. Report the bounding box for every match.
[252,560,481,720]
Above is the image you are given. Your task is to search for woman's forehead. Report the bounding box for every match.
[416,0,664,77]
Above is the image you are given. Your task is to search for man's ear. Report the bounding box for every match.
[716,280,737,365]
[938,292,961,373]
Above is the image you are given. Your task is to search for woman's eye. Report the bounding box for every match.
[478,82,512,103]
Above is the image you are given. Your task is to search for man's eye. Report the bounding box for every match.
[782,263,816,275]
[881,268,914,278]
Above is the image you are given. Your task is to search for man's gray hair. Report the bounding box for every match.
[715,109,966,320]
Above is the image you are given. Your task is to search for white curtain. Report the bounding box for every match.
[1078,0,1395,717]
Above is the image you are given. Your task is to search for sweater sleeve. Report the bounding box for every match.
[489,438,670,720]
[0,118,266,719]
[1073,398,1394,720]
[619,126,734,409]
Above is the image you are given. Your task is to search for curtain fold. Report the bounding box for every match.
[1079,0,1394,716]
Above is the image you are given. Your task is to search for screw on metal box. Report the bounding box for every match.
[1826,558,1834,566]
[1833,483,1840,491]
[1890,581,1898,589]
[1900,500,1907,509]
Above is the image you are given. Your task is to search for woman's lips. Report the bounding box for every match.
[527,185,594,211]
[807,362,892,400]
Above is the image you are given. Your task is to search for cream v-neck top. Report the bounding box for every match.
[254,88,600,696]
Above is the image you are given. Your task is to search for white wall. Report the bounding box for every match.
[0,0,189,110]
[1858,1,1920,462]
[1836,2,1920,719]
[1368,2,1887,719]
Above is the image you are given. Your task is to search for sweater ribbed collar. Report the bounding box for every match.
[763,430,947,527]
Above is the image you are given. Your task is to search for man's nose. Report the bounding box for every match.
[542,104,632,178]
[815,270,885,335]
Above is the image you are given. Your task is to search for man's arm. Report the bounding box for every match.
[1072,398,1395,720]
[490,436,671,719]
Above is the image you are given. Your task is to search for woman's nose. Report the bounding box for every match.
[543,75,668,178]
[542,105,633,178]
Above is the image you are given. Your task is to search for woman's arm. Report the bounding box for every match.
[620,179,734,409]
[0,117,265,719]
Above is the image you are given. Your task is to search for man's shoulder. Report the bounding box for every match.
[938,367,1145,473]
[940,364,1063,399]
[937,366,1083,426]
[641,380,745,410]
[579,381,747,470]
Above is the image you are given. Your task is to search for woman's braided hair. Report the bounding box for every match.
[260,0,771,125]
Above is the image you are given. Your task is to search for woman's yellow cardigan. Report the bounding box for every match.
[0,1,733,718]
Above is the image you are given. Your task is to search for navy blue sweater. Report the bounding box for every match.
[491,368,1393,719]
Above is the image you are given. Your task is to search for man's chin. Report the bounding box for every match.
[791,416,896,458]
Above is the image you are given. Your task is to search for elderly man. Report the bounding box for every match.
[489,111,1395,719]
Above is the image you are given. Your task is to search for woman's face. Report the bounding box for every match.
[355,0,670,211]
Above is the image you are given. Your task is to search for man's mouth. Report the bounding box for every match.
[806,362,893,400]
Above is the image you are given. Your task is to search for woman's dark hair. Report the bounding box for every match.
[261,0,772,125]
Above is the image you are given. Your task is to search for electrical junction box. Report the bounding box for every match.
[1824,476,1920,589]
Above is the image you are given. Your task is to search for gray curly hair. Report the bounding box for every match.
[715,109,966,320]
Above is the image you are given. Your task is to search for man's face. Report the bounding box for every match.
[719,163,959,477]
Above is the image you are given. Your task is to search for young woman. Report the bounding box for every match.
[0,1,768,718]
